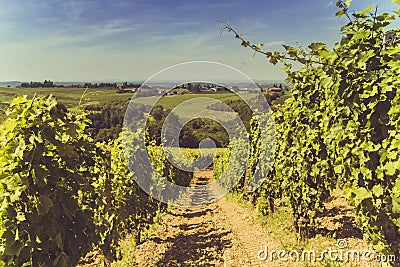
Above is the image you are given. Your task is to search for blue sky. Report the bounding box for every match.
[0,0,399,82]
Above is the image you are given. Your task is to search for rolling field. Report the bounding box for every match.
[0,87,259,122]
[131,91,257,120]
[132,91,256,110]
[0,86,133,110]
[0,87,256,108]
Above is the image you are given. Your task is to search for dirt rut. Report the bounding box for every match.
[133,170,283,267]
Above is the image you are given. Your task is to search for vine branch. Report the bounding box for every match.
[219,21,342,69]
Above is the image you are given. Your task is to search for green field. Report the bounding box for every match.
[0,86,134,110]
[131,91,257,120]
[133,91,255,110]
[0,87,258,114]
[0,86,135,122]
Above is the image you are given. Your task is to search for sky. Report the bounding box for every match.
[0,0,399,82]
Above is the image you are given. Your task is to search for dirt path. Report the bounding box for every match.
[133,169,284,267]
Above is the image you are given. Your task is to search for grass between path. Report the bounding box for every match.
[225,193,380,267]
[111,206,172,267]
[78,207,171,267]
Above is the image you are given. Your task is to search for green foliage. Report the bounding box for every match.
[213,148,230,187]
[214,138,249,191]
[0,95,195,266]
[85,100,132,142]
[94,134,194,260]
[245,114,279,214]
[178,118,230,148]
[0,95,99,266]
[224,0,400,260]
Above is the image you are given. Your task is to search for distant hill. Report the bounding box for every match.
[0,81,22,87]
[0,79,284,88]
[0,80,145,87]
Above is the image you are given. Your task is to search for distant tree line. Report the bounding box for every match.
[20,80,55,88]
[19,80,141,89]
[271,83,284,89]
[182,83,229,93]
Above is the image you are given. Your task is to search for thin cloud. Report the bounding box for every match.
[2,0,399,81]
[177,2,235,10]
[263,41,286,47]
[61,0,96,22]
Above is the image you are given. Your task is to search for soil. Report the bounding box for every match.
[133,170,287,267]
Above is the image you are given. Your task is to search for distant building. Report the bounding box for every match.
[265,86,284,102]
[268,87,282,94]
